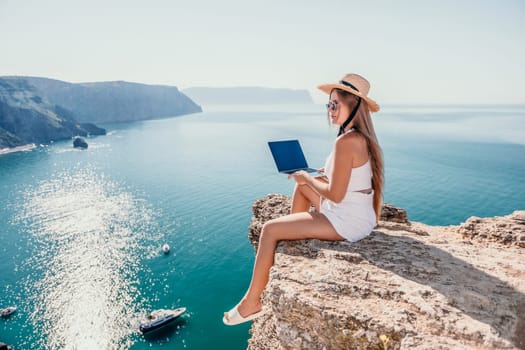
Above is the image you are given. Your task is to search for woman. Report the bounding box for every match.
[223,73,384,326]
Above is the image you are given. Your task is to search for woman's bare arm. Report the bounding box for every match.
[290,136,356,203]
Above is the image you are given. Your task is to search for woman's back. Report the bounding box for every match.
[323,128,372,193]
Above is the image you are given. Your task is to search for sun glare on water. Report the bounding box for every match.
[16,169,161,349]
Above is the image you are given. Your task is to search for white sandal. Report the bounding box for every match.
[222,304,267,326]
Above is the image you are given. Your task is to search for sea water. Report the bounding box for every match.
[0,104,524,349]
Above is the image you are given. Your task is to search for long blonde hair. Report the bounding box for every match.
[331,89,384,222]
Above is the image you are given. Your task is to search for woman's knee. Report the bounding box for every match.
[261,220,280,243]
[296,183,309,193]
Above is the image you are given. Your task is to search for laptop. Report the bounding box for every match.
[267,140,325,177]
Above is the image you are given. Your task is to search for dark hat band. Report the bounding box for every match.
[340,80,360,92]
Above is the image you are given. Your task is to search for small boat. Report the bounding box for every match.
[162,244,170,254]
[139,307,186,334]
[0,341,13,350]
[1,306,16,318]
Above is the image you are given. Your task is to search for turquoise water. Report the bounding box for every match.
[1,104,524,349]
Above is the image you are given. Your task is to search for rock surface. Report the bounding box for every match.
[247,194,525,350]
[0,78,106,148]
[458,212,525,248]
[15,76,203,123]
[73,136,88,149]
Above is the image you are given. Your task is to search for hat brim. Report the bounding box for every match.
[317,83,380,113]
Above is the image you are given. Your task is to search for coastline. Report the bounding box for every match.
[0,143,37,156]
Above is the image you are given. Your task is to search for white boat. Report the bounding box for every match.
[0,341,13,350]
[139,307,186,334]
[1,306,16,318]
[162,244,170,254]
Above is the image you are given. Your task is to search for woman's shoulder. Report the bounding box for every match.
[334,131,368,158]
[335,130,366,148]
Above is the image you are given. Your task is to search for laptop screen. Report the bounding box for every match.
[268,140,308,172]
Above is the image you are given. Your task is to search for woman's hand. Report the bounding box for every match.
[288,170,311,185]
[315,167,328,182]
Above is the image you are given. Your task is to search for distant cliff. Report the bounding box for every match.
[182,87,313,105]
[0,78,105,149]
[7,76,202,123]
[247,194,525,350]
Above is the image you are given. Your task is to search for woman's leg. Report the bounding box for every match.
[227,212,345,319]
[291,184,322,213]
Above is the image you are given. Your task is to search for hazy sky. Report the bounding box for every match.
[1,0,524,104]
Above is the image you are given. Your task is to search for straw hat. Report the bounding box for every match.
[318,73,380,112]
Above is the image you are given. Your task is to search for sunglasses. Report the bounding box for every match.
[325,101,339,111]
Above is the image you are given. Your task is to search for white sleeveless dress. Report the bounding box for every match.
[319,129,376,242]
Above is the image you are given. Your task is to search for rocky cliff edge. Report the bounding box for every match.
[247,194,525,350]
